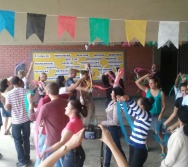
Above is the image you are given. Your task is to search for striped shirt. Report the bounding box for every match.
[125,98,152,149]
[6,87,29,124]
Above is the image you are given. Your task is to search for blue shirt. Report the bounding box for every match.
[65,78,77,100]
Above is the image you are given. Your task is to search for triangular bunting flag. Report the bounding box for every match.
[125,20,147,46]
[0,10,15,37]
[26,13,46,43]
[58,16,76,39]
[158,21,179,49]
[89,18,110,45]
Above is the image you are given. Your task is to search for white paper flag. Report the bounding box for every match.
[158,21,179,49]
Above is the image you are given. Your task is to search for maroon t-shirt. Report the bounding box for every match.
[30,94,69,135]
[36,98,69,146]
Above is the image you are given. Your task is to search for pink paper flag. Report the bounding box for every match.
[58,16,77,39]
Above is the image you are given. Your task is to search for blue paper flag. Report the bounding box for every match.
[0,10,15,37]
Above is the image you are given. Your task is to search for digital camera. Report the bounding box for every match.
[84,124,102,140]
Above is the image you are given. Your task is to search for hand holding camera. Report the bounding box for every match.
[84,124,102,140]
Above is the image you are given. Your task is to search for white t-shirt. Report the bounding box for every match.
[174,86,182,99]
[59,87,66,94]
[22,77,28,89]
[182,95,188,106]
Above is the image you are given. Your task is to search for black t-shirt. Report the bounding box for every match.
[175,96,183,108]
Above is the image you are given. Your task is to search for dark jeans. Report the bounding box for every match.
[105,126,126,167]
[12,121,30,164]
[63,145,85,167]
[129,145,148,167]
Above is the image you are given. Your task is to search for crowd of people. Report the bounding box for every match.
[0,62,188,167]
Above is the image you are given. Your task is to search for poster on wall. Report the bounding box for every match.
[31,51,124,82]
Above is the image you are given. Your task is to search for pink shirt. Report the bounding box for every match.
[64,117,83,134]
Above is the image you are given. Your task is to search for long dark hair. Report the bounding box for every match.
[177,105,188,136]
[112,86,124,97]
[56,76,65,88]
[69,100,88,118]
[0,79,8,93]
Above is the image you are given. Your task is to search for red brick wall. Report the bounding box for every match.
[0,45,152,97]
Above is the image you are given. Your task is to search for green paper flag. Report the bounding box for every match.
[89,18,109,45]
[147,41,153,46]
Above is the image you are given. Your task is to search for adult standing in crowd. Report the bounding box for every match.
[151,64,161,81]
[135,74,166,157]
[17,61,34,89]
[161,105,188,167]
[80,70,96,125]
[173,73,187,99]
[37,72,47,99]
[65,68,79,100]
[0,78,13,135]
[56,75,85,95]
[1,76,30,167]
[102,71,124,108]
[118,95,154,167]
[29,82,69,167]
[163,82,187,127]
[101,86,126,167]
[40,100,87,167]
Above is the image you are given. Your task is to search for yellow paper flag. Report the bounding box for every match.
[125,20,147,46]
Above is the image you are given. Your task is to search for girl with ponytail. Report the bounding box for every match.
[41,100,88,167]
[161,105,188,167]
[118,95,154,167]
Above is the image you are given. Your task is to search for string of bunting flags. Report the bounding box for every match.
[0,9,188,48]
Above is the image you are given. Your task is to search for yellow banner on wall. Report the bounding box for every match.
[32,51,124,81]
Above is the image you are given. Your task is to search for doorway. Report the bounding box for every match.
[160,46,178,96]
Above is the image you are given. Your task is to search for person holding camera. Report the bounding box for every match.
[41,100,88,167]
[101,86,126,167]
[117,95,154,167]
[39,125,129,167]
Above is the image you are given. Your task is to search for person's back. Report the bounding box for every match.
[167,127,188,166]
[40,97,69,146]
[4,76,31,167]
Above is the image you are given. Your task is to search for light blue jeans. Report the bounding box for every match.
[34,134,64,167]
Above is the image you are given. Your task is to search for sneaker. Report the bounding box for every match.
[16,162,27,167]
[26,159,32,165]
